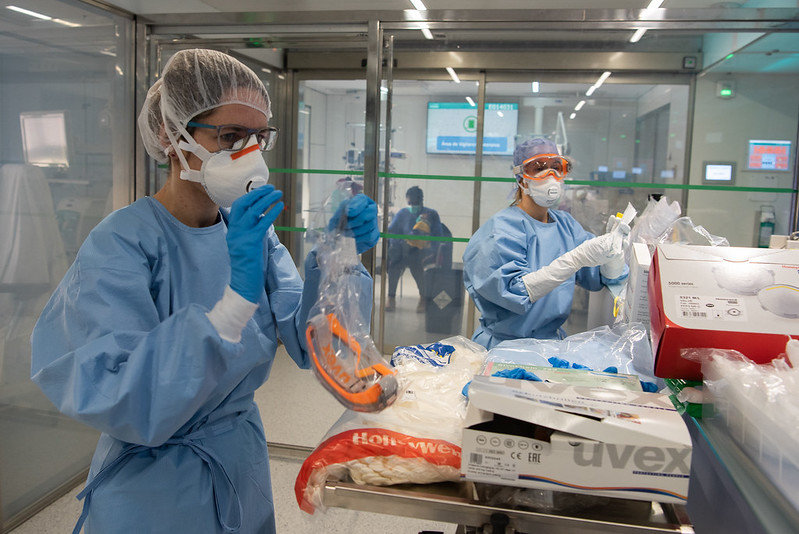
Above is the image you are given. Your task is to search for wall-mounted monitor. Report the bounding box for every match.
[702,161,736,185]
[426,102,518,155]
[747,139,791,171]
[20,111,69,168]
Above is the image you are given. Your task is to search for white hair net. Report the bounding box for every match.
[138,48,272,164]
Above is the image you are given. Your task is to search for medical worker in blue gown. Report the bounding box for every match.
[30,49,379,534]
[463,137,629,350]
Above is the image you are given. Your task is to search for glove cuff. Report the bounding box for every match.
[522,254,575,303]
[206,286,258,343]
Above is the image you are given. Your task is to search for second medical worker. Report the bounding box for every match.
[463,137,628,349]
[30,49,378,533]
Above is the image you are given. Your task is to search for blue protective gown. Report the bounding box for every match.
[30,196,372,533]
[463,206,603,349]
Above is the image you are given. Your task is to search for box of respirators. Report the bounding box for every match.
[648,244,799,380]
[461,376,691,504]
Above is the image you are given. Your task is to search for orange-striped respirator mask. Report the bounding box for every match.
[172,128,271,208]
[513,154,570,208]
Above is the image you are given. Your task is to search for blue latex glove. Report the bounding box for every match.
[493,368,543,382]
[328,194,379,254]
[227,185,284,303]
[548,356,570,369]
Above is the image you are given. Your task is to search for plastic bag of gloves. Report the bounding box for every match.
[294,336,487,514]
[688,340,799,511]
[305,232,399,413]
[482,322,661,390]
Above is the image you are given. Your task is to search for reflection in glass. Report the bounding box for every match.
[378,79,476,352]
[0,1,131,526]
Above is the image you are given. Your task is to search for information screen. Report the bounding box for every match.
[747,139,791,171]
[703,161,735,185]
[426,102,518,155]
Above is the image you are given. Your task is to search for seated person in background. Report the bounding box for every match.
[386,186,443,313]
[462,137,629,350]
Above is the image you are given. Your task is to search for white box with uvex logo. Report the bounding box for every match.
[461,376,691,503]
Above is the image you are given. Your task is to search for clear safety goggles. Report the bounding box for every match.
[187,121,279,152]
[513,154,570,180]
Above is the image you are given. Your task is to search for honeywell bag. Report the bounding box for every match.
[295,336,486,514]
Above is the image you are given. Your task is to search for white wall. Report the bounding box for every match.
[687,72,798,246]
[638,84,689,183]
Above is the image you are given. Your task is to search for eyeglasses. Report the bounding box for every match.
[187,121,279,152]
[513,154,570,180]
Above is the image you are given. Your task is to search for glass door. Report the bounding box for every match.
[0,0,134,528]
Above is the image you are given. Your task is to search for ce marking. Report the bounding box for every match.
[510,452,523,460]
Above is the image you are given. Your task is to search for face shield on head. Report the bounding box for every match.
[137,49,274,207]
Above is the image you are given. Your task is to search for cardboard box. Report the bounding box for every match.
[461,376,692,504]
[623,242,653,330]
[648,244,799,380]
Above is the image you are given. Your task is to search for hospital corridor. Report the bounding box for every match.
[1,1,798,533]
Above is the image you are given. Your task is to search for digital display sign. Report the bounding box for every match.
[426,102,518,155]
[747,139,791,171]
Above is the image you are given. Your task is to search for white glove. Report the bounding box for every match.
[522,232,623,303]
[600,216,631,280]
[600,254,627,280]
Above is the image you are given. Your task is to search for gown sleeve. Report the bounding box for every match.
[464,217,537,316]
[30,228,261,447]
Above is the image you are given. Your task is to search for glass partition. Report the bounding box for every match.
[377,79,479,352]
[480,79,691,334]
[688,67,799,245]
[291,78,368,269]
[0,0,133,528]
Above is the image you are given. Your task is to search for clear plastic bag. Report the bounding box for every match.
[655,216,729,247]
[626,196,728,263]
[295,336,487,514]
[305,233,399,413]
[688,342,799,511]
[483,322,661,389]
[627,196,681,261]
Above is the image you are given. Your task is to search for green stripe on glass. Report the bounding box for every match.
[270,168,796,194]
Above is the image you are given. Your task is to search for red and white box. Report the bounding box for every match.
[648,244,799,379]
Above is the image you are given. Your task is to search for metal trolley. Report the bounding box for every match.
[322,479,693,534]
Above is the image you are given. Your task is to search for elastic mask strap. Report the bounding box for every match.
[160,103,194,180]
[163,113,213,184]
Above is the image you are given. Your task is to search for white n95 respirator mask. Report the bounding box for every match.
[162,115,270,208]
[524,176,563,208]
[175,135,269,208]
[712,264,775,296]
[757,284,799,318]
